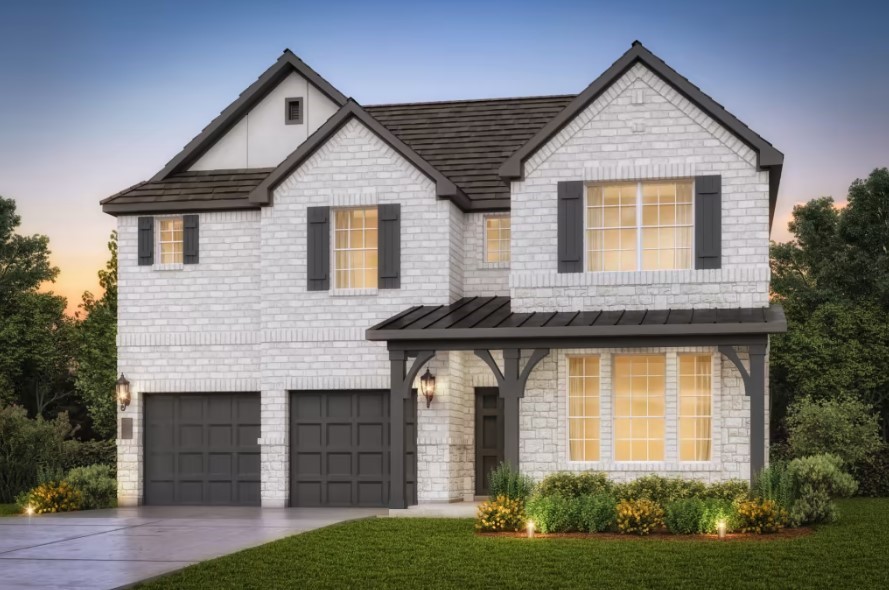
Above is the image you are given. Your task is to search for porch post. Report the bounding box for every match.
[718,341,768,484]
[389,349,434,509]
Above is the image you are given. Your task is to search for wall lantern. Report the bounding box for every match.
[420,368,436,408]
[116,373,131,411]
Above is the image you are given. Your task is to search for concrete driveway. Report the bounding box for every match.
[0,505,385,589]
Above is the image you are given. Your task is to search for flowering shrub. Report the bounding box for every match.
[475,495,526,532]
[616,498,664,535]
[17,481,82,514]
[736,498,786,534]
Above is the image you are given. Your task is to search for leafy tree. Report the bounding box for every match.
[74,232,117,438]
[0,197,57,301]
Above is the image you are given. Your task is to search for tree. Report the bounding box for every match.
[74,232,117,438]
[0,197,57,302]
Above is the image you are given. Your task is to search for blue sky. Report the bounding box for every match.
[1,0,887,308]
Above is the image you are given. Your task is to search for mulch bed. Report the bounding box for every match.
[476,527,813,542]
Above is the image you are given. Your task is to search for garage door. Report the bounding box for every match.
[290,390,417,507]
[144,394,261,506]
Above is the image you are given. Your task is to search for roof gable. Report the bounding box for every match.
[150,50,347,182]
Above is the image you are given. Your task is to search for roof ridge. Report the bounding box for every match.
[365,94,576,109]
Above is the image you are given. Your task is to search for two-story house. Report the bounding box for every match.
[102,42,786,509]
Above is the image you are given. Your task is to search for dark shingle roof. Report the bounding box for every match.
[366,95,575,207]
[101,169,273,214]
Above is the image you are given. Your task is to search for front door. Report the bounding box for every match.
[475,387,504,496]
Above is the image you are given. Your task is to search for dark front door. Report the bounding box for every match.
[144,393,261,506]
[475,387,504,496]
[290,390,417,507]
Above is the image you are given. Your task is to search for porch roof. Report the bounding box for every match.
[366,296,786,349]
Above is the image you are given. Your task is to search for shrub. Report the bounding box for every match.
[703,480,749,502]
[536,471,612,499]
[786,454,858,526]
[664,498,706,534]
[786,397,882,466]
[525,494,576,533]
[66,464,116,510]
[16,481,82,514]
[487,462,534,503]
[62,439,116,473]
[736,498,785,533]
[475,495,525,532]
[754,462,796,513]
[852,446,889,497]
[0,406,71,503]
[576,494,617,533]
[614,475,706,506]
[615,498,664,535]
[700,498,739,534]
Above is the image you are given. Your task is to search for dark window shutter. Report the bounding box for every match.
[138,216,154,266]
[307,206,330,291]
[557,180,584,273]
[183,214,199,264]
[378,204,401,289]
[695,175,722,269]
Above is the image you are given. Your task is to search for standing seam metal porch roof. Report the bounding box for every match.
[367,296,787,343]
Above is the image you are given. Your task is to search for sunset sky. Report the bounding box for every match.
[1,0,887,313]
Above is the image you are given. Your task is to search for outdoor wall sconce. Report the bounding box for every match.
[116,373,131,411]
[420,368,436,408]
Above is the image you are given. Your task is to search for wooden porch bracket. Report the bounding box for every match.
[718,343,768,485]
[389,349,434,509]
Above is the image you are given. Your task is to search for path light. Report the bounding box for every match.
[419,368,436,408]
[527,520,535,539]
[25,505,34,516]
[116,374,131,411]
[717,520,727,540]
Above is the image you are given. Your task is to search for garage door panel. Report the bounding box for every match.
[327,423,352,446]
[358,423,384,447]
[327,395,352,418]
[327,453,352,475]
[296,394,322,418]
[296,424,322,448]
[145,393,260,506]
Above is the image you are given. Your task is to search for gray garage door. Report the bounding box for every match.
[144,394,261,506]
[290,390,417,507]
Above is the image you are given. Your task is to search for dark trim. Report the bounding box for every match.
[386,334,770,352]
[151,50,347,181]
[285,97,304,125]
[498,41,783,226]
[183,214,199,264]
[247,100,471,210]
[695,175,722,269]
[103,198,260,216]
[719,344,768,483]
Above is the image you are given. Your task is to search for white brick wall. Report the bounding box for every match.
[463,213,509,296]
[510,63,771,312]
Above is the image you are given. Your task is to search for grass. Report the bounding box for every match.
[139,498,889,590]
[0,503,21,516]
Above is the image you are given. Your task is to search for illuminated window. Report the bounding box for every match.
[679,354,712,461]
[158,217,183,264]
[586,180,693,271]
[613,355,665,461]
[485,215,510,263]
[568,356,600,461]
[334,208,378,289]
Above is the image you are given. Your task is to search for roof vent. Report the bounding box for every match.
[285,97,303,125]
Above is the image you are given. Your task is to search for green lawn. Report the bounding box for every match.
[140,498,889,590]
[0,503,20,516]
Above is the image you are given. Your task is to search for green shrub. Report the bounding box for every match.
[576,494,617,533]
[703,480,749,502]
[487,462,534,503]
[852,446,889,497]
[0,406,71,503]
[475,496,525,532]
[736,498,785,533]
[614,475,706,505]
[664,498,706,534]
[754,462,796,513]
[786,397,882,466]
[525,494,576,533]
[62,439,116,474]
[536,471,612,499]
[786,454,858,526]
[16,481,82,514]
[66,464,116,510]
[699,499,739,534]
[615,498,664,535]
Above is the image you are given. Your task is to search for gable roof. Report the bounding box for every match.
[247,100,471,210]
[149,50,347,182]
[365,95,575,209]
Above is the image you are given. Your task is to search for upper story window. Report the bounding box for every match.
[285,97,304,125]
[334,208,378,289]
[586,180,693,272]
[158,217,184,264]
[485,215,510,264]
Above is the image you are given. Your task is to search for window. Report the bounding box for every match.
[485,215,510,263]
[334,208,378,289]
[613,355,665,461]
[586,180,693,272]
[679,354,712,461]
[285,97,303,124]
[158,217,183,264]
[568,356,600,461]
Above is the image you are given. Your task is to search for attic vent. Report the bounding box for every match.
[285,97,303,124]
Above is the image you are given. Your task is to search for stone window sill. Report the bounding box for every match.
[152,263,184,271]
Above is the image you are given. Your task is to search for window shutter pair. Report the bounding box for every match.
[556,176,722,272]
[136,215,199,266]
[306,204,400,291]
